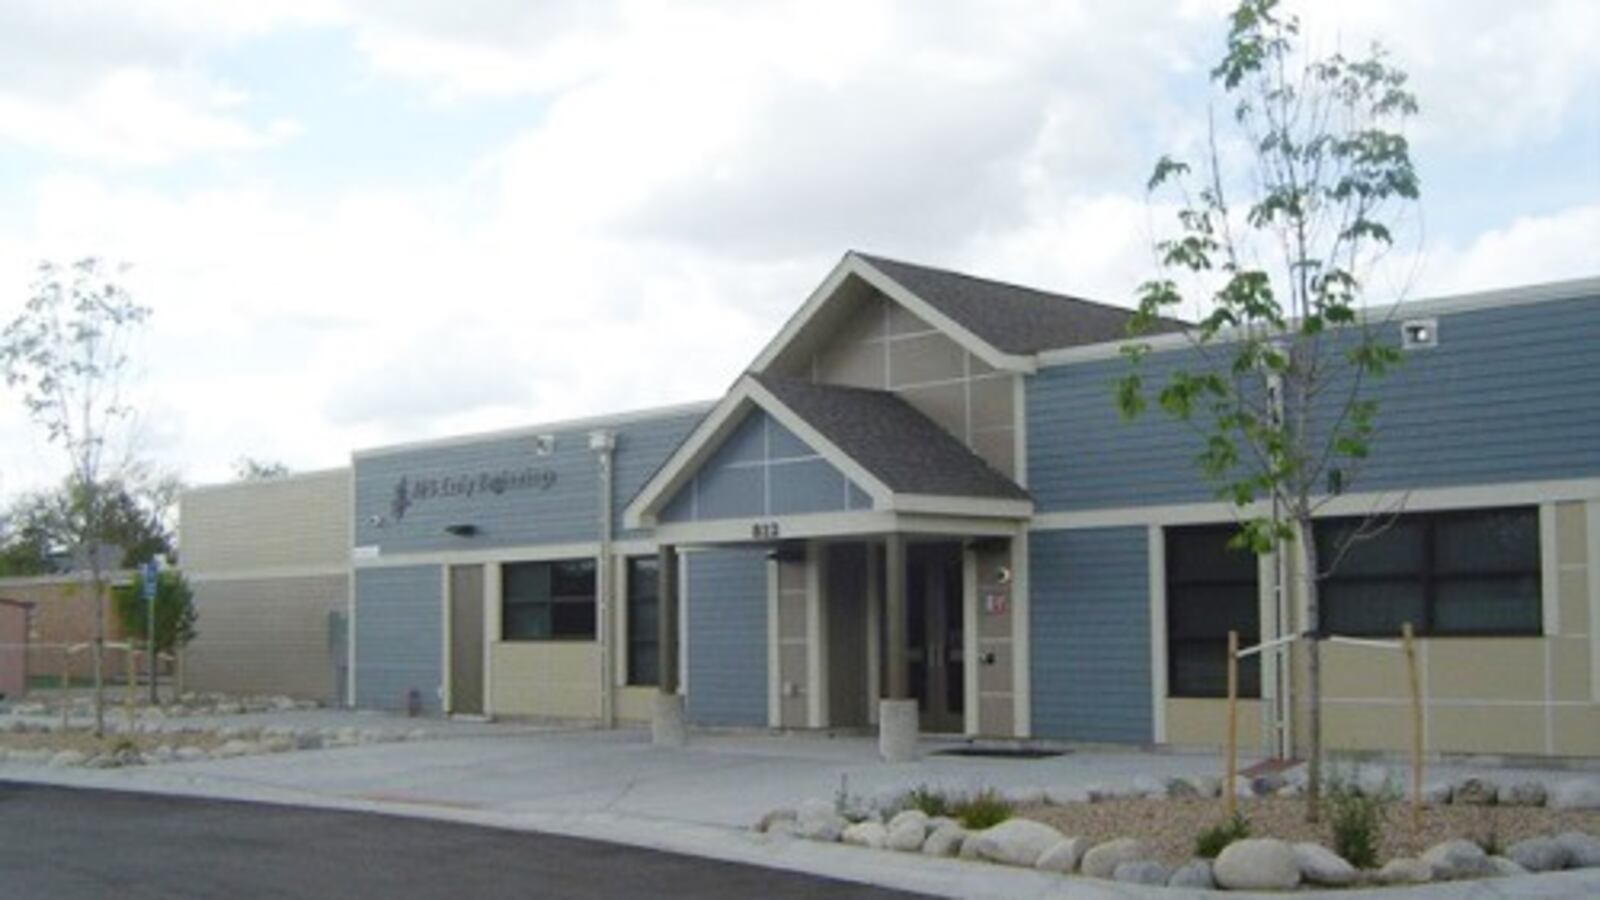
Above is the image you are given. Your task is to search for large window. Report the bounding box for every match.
[626,556,659,685]
[1166,525,1261,698]
[1318,506,1540,637]
[502,558,596,641]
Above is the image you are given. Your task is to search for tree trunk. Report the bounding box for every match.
[1299,514,1322,823]
[91,573,105,737]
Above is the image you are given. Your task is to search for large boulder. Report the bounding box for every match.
[1556,831,1600,868]
[885,818,927,852]
[47,750,87,768]
[971,819,1066,867]
[1168,860,1215,889]
[1550,779,1600,810]
[1214,839,1302,891]
[1506,837,1570,872]
[1489,856,1528,877]
[1294,842,1357,886]
[1452,777,1498,806]
[794,799,846,843]
[755,808,796,834]
[1081,838,1152,880]
[1422,839,1496,880]
[1377,858,1433,885]
[1113,861,1171,885]
[1498,781,1548,807]
[922,823,966,857]
[1186,776,1222,798]
[842,821,887,850]
[1035,838,1085,874]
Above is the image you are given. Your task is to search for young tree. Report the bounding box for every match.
[1115,0,1419,819]
[1,258,152,735]
[112,570,197,656]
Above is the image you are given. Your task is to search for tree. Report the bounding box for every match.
[1,258,152,735]
[111,570,197,656]
[0,472,177,576]
[232,457,290,481]
[1115,0,1419,820]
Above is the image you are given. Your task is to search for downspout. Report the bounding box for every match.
[590,429,617,729]
[1267,370,1293,759]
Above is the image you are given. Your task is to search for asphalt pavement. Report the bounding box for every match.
[0,781,926,899]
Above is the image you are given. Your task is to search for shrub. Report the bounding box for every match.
[952,788,1013,830]
[1194,812,1252,858]
[1323,777,1387,869]
[903,784,951,818]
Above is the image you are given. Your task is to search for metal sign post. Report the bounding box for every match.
[141,561,158,705]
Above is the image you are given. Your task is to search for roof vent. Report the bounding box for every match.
[1401,318,1438,350]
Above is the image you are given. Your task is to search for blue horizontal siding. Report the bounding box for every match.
[685,548,768,727]
[1028,294,1600,512]
[354,565,441,713]
[1031,527,1152,744]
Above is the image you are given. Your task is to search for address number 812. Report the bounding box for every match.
[751,521,780,540]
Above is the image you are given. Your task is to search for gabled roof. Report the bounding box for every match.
[753,373,1028,502]
[855,253,1183,355]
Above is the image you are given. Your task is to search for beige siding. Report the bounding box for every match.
[185,574,347,702]
[181,470,352,575]
[490,642,599,718]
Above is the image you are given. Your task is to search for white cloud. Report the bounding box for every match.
[1410,203,1600,297]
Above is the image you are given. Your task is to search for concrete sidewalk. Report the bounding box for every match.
[4,712,1598,899]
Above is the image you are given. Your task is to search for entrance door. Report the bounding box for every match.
[448,565,485,715]
[907,543,965,732]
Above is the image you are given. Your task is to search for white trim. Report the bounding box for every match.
[1256,549,1279,756]
[352,541,607,570]
[1012,375,1028,489]
[1540,504,1561,636]
[806,541,828,728]
[892,494,1033,519]
[767,557,781,728]
[440,567,452,713]
[613,554,629,689]
[1148,524,1167,744]
[1011,525,1031,738]
[352,401,714,460]
[963,546,979,737]
[1031,477,1600,531]
[1588,501,1600,703]
[483,562,501,715]
[677,548,689,697]
[346,475,358,709]
[648,510,1023,547]
[1035,275,1600,369]
[185,564,348,583]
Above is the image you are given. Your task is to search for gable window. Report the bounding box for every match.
[1318,506,1539,637]
[1166,525,1261,698]
[626,556,660,685]
[502,558,596,641]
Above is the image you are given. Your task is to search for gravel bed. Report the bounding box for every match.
[1,730,225,754]
[1018,796,1600,866]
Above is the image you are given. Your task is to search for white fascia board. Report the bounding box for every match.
[747,255,860,373]
[889,493,1034,519]
[1035,274,1600,370]
[650,509,1023,546]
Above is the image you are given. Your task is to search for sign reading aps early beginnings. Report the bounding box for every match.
[389,467,558,522]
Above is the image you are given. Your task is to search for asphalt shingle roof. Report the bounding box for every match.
[754,373,1030,503]
[856,252,1182,355]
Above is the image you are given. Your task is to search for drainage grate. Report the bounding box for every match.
[931,747,1067,760]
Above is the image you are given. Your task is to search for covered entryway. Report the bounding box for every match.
[907,542,964,733]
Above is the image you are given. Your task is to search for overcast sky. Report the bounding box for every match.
[0,0,1595,498]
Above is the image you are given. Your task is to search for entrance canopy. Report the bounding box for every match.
[625,372,1032,544]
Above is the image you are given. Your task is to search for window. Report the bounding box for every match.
[1166,525,1261,698]
[626,556,659,685]
[501,558,596,640]
[1318,506,1539,637]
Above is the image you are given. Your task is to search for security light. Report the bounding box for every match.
[1401,318,1438,350]
[443,524,478,537]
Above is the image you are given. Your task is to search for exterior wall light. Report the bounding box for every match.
[443,524,478,537]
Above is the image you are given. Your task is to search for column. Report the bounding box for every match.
[652,544,687,746]
[879,532,918,761]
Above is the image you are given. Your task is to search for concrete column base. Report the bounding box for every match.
[878,698,919,762]
[652,692,687,747]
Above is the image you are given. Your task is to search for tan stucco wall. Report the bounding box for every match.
[490,641,600,718]
[974,541,1015,736]
[1166,698,1268,747]
[185,574,348,703]
[775,556,808,727]
[180,469,352,574]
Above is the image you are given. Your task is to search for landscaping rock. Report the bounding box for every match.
[1168,860,1215,889]
[1550,778,1600,810]
[886,809,927,831]
[1035,838,1085,874]
[211,739,257,759]
[1214,839,1301,891]
[1294,842,1357,886]
[794,799,846,843]
[1421,781,1454,806]
[1081,838,1152,880]
[1506,837,1569,872]
[1555,831,1600,868]
[48,750,87,768]
[971,819,1065,867]
[1498,781,1547,807]
[1250,773,1287,796]
[1084,782,1118,803]
[84,754,120,769]
[1186,776,1221,798]
[1356,764,1395,798]
[922,824,966,857]
[1113,861,1171,885]
[957,834,982,860]
[173,746,207,763]
[886,819,926,852]
[1377,858,1433,885]
[755,808,796,833]
[1164,777,1199,799]
[1421,839,1496,880]
[1489,855,1528,877]
[1451,777,1498,806]
[841,821,887,850]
